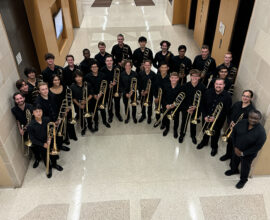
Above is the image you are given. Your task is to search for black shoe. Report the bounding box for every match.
[52,164,63,171]
[60,146,70,152]
[108,117,113,123]
[71,136,78,141]
[147,118,151,124]
[125,119,129,124]
[117,115,123,122]
[174,130,178,139]
[236,180,247,189]
[224,170,240,176]
[178,136,184,143]
[104,122,111,128]
[94,124,99,132]
[133,118,137,124]
[139,116,146,123]
[47,169,52,178]
[163,129,169,136]
[63,139,70,145]
[81,128,86,136]
[160,124,165,130]
[33,160,39,169]
[211,149,217,156]
[196,143,205,150]
[191,136,197,145]
[220,154,231,161]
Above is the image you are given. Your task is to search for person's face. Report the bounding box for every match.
[91,64,99,73]
[14,94,25,106]
[214,80,225,93]
[248,112,260,126]
[218,69,228,79]
[39,85,48,96]
[75,75,83,84]
[125,62,132,72]
[224,54,232,64]
[144,62,151,72]
[170,75,179,84]
[83,50,90,59]
[46,58,54,66]
[33,109,43,119]
[242,91,252,104]
[201,48,209,59]
[178,49,186,58]
[105,57,113,67]
[67,57,74,66]
[28,72,36,80]
[98,45,106,53]
[190,74,200,84]
[159,65,168,74]
[139,41,146,48]
[117,36,124,45]
[161,43,168,51]
[53,77,61,87]
[20,82,29,93]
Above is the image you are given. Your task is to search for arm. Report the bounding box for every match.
[27,125,45,147]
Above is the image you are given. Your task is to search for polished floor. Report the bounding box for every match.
[1,0,270,219]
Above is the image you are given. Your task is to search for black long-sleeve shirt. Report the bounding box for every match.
[172,56,192,75]
[232,119,266,156]
[63,65,80,86]
[35,93,58,121]
[84,72,106,95]
[138,70,156,99]
[163,83,183,106]
[228,101,254,123]
[153,51,174,70]
[70,82,93,101]
[11,103,33,126]
[153,72,170,97]
[42,65,64,87]
[94,52,110,69]
[132,47,154,72]
[27,117,50,147]
[79,58,96,75]
[111,44,132,65]
[120,71,137,95]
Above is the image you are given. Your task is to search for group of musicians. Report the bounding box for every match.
[11,34,266,189]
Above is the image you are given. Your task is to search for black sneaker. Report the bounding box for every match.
[220,154,231,161]
[47,169,52,178]
[81,128,86,136]
[225,170,239,176]
[33,160,39,168]
[178,136,184,143]
[191,136,197,145]
[139,116,146,123]
[133,118,137,124]
[196,143,206,150]
[104,122,111,128]
[94,124,99,132]
[108,117,113,123]
[147,118,151,124]
[63,139,70,145]
[160,124,165,130]
[117,115,123,122]
[60,146,70,151]
[211,149,217,156]
[236,180,247,189]
[125,119,129,124]
[174,130,178,139]
[52,164,63,171]
[163,129,169,136]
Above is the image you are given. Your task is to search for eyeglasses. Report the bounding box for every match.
[242,95,251,98]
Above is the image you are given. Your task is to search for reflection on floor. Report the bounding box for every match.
[1,0,270,219]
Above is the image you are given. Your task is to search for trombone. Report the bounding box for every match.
[125,77,137,120]
[92,80,107,122]
[21,109,32,156]
[66,87,76,124]
[154,92,185,127]
[57,98,69,138]
[108,68,120,110]
[179,63,185,86]
[46,122,59,176]
[183,90,201,134]
[222,113,244,142]
[142,79,151,107]
[83,81,91,118]
[201,59,212,79]
[199,102,223,137]
[154,88,162,115]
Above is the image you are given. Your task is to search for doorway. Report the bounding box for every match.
[188,0,198,29]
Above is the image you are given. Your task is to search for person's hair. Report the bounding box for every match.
[66,54,74,60]
[90,61,99,68]
[124,60,133,67]
[159,61,168,67]
[225,51,232,57]
[160,40,171,49]
[178,45,187,51]
[13,92,24,100]
[218,65,228,72]
[143,59,152,65]
[38,82,48,90]
[15,79,26,90]
[214,78,225,84]
[44,53,55,60]
[170,72,179,77]
[249,109,262,119]
[201,45,209,50]
[51,74,62,86]
[98,41,106,47]
[189,69,201,76]
[24,67,37,77]
[117,34,124,38]
[32,104,43,111]
[105,54,113,61]
[83,48,90,54]
[74,69,84,78]
[138,36,147,42]
[243,89,254,98]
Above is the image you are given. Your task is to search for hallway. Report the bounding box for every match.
[0,0,270,219]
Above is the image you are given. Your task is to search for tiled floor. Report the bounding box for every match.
[1,0,270,219]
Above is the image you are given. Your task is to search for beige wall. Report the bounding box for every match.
[0,15,29,187]
[235,0,270,175]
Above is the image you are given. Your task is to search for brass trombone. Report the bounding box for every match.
[46,122,59,175]
[154,92,185,127]
[66,87,76,124]
[21,109,32,156]
[142,79,151,107]
[222,113,244,142]
[92,80,107,122]
[201,59,212,79]
[167,92,186,120]
[154,88,162,115]
[83,81,91,118]
[57,98,69,138]
[125,77,137,120]
[108,68,120,110]
[179,63,185,86]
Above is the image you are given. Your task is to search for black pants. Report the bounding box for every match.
[123,95,136,120]
[230,153,256,182]
[199,124,222,150]
[179,110,197,137]
[224,137,233,157]
[163,108,180,131]
[65,110,77,140]
[74,105,92,130]
[33,144,58,168]
[141,97,153,119]
[108,96,121,118]
[90,99,107,125]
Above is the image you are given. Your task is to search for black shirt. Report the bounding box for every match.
[132,47,154,72]
[232,119,266,156]
[214,62,236,79]
[84,72,106,95]
[63,65,80,86]
[163,83,183,106]
[228,101,254,123]
[70,82,93,101]
[172,56,192,75]
[42,65,63,86]
[35,93,58,121]
[11,103,33,126]
[26,81,38,104]
[94,52,110,69]
[153,51,174,70]
[208,77,232,91]
[79,58,96,75]
[111,44,132,65]
[138,70,156,98]
[27,117,50,147]
[50,86,66,115]
[120,70,137,95]
[153,73,170,97]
